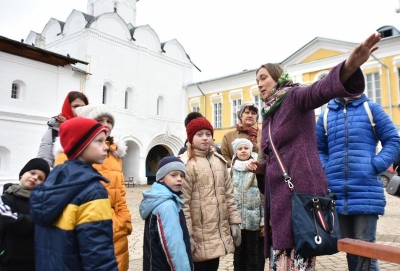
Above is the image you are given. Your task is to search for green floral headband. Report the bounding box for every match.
[271,70,292,94]
[278,70,292,85]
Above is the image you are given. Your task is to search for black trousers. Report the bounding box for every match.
[234,229,265,271]
[258,236,266,271]
[194,257,220,271]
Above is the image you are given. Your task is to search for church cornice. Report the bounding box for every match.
[46,29,192,69]
[0,109,49,124]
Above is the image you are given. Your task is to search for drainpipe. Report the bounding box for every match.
[371,54,392,118]
[80,55,91,94]
[196,83,206,118]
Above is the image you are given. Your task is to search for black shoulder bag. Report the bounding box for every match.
[268,122,341,257]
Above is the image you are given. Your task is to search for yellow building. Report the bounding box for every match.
[185,25,400,146]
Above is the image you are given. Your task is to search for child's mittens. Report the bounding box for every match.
[0,198,17,220]
[190,236,197,253]
[230,224,242,247]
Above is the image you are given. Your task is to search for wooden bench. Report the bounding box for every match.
[124,177,134,188]
[338,238,400,270]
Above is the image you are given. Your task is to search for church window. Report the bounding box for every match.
[124,91,129,109]
[192,106,199,112]
[11,83,19,99]
[0,146,11,174]
[157,96,165,116]
[102,85,107,104]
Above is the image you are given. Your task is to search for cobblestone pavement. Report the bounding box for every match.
[126,185,400,270]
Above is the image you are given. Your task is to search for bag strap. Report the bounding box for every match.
[323,108,329,136]
[269,123,336,233]
[268,122,294,191]
[324,101,378,142]
[363,101,378,142]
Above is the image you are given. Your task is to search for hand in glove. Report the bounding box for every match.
[0,198,17,220]
[230,224,242,247]
[190,236,197,253]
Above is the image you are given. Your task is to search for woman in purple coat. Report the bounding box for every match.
[246,33,381,271]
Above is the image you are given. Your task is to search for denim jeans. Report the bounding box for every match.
[339,214,380,271]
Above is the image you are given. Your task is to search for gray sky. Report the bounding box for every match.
[1,0,400,82]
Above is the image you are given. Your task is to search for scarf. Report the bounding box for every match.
[232,159,256,189]
[261,70,301,120]
[232,159,249,172]
[236,124,258,152]
[4,184,32,198]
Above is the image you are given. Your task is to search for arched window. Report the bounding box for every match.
[124,91,129,109]
[0,146,11,174]
[157,96,165,116]
[124,88,134,110]
[102,85,107,104]
[11,83,19,99]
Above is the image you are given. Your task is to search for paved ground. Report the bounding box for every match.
[126,185,400,270]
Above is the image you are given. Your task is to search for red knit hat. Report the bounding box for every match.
[59,117,107,160]
[186,117,214,144]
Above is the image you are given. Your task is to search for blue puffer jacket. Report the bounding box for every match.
[316,94,400,215]
[30,160,118,271]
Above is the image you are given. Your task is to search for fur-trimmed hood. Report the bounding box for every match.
[53,135,128,159]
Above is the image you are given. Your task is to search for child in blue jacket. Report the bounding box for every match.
[140,156,194,271]
[30,117,118,271]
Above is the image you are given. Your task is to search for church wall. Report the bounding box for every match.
[44,30,190,184]
[0,52,85,184]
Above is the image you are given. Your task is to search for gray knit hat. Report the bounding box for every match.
[75,104,115,127]
[232,138,253,158]
[156,156,186,182]
[237,101,258,120]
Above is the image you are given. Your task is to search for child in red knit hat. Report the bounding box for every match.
[30,117,118,271]
[179,117,242,270]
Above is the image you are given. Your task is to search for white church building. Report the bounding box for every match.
[0,0,195,185]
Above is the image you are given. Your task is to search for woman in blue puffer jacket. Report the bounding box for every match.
[316,93,400,271]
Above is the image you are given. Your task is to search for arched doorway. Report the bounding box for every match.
[122,139,140,184]
[145,145,172,184]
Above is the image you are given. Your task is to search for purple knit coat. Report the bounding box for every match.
[259,61,364,256]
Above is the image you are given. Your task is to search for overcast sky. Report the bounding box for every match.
[1,0,400,82]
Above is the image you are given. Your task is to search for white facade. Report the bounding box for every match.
[0,50,87,184]
[0,0,193,185]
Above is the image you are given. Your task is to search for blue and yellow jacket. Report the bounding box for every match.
[30,160,118,271]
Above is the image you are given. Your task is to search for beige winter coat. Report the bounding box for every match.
[179,147,241,262]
